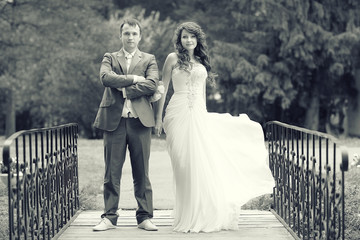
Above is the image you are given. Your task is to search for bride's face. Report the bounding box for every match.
[180,29,197,52]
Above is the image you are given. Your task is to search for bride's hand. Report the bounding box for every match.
[155,121,163,137]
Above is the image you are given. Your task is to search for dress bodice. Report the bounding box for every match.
[171,63,208,108]
[172,64,207,94]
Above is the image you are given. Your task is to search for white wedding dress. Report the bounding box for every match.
[163,63,274,233]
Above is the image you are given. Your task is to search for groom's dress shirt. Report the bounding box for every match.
[121,49,138,118]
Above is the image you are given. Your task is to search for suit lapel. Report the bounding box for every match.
[116,50,128,74]
[128,49,142,74]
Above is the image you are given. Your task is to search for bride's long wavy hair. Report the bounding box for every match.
[173,22,216,85]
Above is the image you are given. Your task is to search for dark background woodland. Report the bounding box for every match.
[1,0,360,138]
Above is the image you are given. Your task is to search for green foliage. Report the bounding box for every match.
[165,0,360,130]
[0,1,176,137]
[0,0,109,135]
[1,0,360,135]
[241,193,273,210]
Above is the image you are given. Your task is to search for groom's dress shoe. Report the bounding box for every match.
[138,219,158,231]
[93,217,116,231]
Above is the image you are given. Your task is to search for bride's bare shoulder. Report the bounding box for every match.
[164,52,178,69]
[167,52,178,63]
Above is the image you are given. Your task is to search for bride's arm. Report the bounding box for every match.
[154,52,177,136]
[203,81,206,107]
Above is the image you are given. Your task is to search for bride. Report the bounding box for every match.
[154,22,274,233]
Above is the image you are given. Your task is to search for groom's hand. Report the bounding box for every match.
[133,76,147,84]
[155,121,163,137]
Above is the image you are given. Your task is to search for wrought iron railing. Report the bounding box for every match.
[1,123,79,240]
[265,121,348,240]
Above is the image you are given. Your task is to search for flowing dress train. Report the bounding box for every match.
[163,63,274,233]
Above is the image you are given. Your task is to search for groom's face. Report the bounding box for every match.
[120,23,141,53]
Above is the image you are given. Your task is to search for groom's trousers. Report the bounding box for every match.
[101,117,153,225]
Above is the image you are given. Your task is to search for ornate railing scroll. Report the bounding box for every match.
[1,123,79,240]
[265,121,348,240]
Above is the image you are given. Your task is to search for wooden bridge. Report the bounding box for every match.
[2,122,349,240]
[54,209,296,240]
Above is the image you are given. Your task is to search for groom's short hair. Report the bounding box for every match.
[120,18,142,35]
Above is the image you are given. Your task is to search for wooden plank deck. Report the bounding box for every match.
[54,210,295,240]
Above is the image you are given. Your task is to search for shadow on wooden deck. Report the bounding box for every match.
[54,210,295,240]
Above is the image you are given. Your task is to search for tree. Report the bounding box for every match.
[267,0,360,132]
[169,0,360,134]
[0,0,177,138]
[0,0,18,137]
[0,0,116,137]
[2,0,358,137]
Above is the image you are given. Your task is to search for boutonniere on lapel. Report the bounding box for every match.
[149,81,165,102]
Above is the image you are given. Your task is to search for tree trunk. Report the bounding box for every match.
[5,2,16,137]
[304,95,319,130]
[224,89,232,113]
[5,88,16,138]
[304,69,322,131]
[234,98,240,116]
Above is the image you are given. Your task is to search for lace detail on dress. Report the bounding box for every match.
[185,72,197,108]
[173,63,207,109]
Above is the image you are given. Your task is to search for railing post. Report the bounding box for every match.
[265,121,348,240]
[1,123,79,240]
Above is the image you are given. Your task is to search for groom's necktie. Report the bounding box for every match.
[122,51,137,118]
[125,53,133,73]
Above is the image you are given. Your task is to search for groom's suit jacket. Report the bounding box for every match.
[94,49,159,131]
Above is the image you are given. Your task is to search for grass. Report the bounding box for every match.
[0,182,8,239]
[0,135,359,239]
[344,166,360,240]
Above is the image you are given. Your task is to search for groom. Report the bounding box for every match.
[93,18,159,231]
